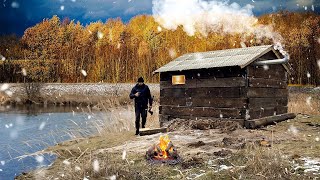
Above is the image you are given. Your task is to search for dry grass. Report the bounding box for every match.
[288,93,320,115]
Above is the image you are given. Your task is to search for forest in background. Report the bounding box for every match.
[0,11,319,85]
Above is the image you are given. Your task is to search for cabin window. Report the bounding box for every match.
[172,75,185,85]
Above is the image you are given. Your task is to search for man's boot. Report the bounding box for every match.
[135,129,139,135]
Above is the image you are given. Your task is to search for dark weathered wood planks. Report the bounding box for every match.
[160,77,246,89]
[247,88,288,98]
[248,78,287,88]
[160,106,246,119]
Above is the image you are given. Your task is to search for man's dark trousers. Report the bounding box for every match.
[135,104,147,130]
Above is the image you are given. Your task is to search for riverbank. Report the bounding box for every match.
[0,83,160,109]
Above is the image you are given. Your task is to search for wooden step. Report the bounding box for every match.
[139,128,168,136]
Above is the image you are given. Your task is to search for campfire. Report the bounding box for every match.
[146,135,181,164]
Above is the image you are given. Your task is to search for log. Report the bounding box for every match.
[244,113,296,129]
[139,128,168,136]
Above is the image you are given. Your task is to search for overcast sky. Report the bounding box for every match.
[0,0,319,36]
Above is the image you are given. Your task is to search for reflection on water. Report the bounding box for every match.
[0,105,105,179]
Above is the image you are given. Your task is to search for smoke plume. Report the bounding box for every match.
[152,0,282,43]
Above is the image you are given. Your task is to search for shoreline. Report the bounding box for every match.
[0,83,160,107]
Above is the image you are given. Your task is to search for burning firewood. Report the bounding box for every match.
[146,135,181,164]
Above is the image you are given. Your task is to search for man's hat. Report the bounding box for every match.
[137,77,144,83]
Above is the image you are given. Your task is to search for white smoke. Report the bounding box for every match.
[152,0,282,42]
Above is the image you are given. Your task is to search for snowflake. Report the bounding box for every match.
[307,72,311,78]
[240,42,246,48]
[0,161,5,166]
[109,175,116,180]
[97,31,104,39]
[93,159,99,172]
[11,1,19,8]
[157,26,162,32]
[0,55,5,61]
[5,90,13,97]
[35,155,44,163]
[60,6,65,11]
[0,83,9,91]
[306,96,312,106]
[263,65,269,70]
[63,159,71,166]
[22,68,27,76]
[122,150,127,160]
[168,48,177,58]
[39,122,46,130]
[81,70,87,77]
[75,166,81,171]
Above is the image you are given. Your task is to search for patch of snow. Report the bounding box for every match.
[288,125,298,135]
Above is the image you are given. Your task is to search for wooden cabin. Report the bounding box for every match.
[154,45,294,128]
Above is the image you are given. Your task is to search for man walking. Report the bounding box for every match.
[129,77,153,135]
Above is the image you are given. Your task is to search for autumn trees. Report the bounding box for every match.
[0,12,319,85]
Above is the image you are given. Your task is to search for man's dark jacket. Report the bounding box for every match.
[129,84,153,107]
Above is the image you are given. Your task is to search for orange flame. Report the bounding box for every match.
[159,135,170,158]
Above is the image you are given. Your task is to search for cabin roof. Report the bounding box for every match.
[154,45,285,73]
